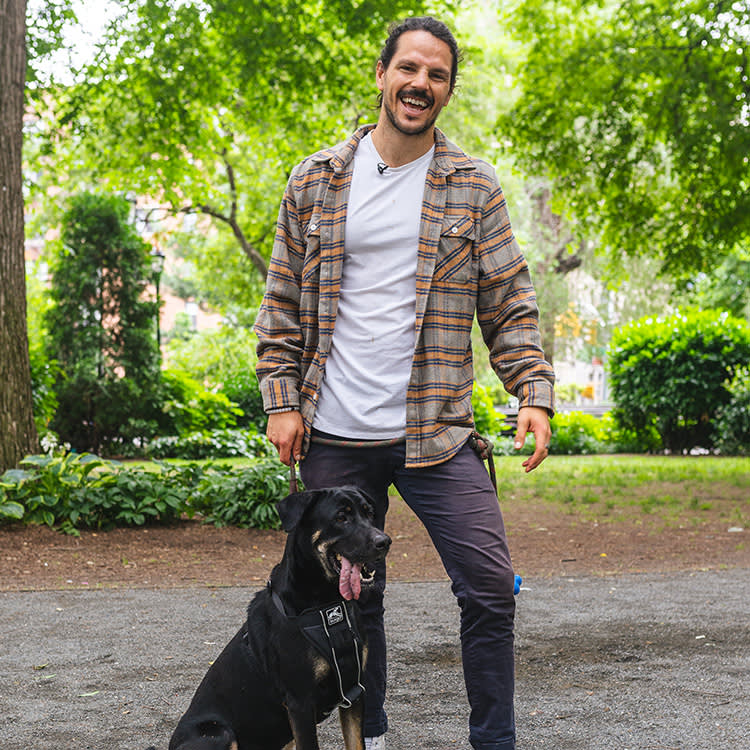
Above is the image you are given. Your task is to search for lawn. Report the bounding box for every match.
[493,455,750,528]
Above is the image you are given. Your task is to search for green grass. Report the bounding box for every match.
[126,454,749,528]
[493,455,750,526]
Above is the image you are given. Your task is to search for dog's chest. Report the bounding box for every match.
[272,598,367,711]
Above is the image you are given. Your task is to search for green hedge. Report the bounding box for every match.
[608,308,750,453]
[0,454,289,535]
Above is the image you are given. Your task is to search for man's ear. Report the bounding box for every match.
[375,59,385,92]
[276,490,317,533]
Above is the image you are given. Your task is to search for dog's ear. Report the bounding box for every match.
[276,490,317,532]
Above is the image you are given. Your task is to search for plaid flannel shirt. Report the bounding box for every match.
[254,125,555,468]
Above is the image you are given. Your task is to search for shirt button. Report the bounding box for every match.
[309,222,318,231]
[451,226,458,234]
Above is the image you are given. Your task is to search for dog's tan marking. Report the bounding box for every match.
[312,651,331,681]
[339,703,365,750]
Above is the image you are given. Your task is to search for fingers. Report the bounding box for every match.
[522,442,549,473]
[266,411,304,466]
[514,406,551,473]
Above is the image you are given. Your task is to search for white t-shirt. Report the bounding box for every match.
[313,134,435,439]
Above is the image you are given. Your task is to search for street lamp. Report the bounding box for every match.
[151,249,166,354]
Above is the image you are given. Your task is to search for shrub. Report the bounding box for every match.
[472,381,507,437]
[597,413,661,454]
[608,308,750,453]
[0,453,188,533]
[165,326,266,430]
[0,453,291,534]
[51,372,165,456]
[191,459,290,529]
[714,367,750,456]
[145,428,273,460]
[549,411,607,455]
[160,370,243,435]
[221,371,266,430]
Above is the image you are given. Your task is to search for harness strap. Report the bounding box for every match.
[271,589,365,708]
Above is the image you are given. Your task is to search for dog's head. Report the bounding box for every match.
[277,486,391,599]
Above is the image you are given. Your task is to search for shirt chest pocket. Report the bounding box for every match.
[434,214,476,284]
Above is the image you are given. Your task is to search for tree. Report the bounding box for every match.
[0,0,39,472]
[45,192,161,453]
[501,0,750,278]
[1,0,77,471]
[43,0,451,288]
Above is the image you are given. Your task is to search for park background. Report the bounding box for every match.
[1,0,749,540]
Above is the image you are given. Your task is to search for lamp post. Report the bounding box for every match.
[151,249,166,355]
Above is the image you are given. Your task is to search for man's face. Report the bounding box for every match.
[376,30,454,137]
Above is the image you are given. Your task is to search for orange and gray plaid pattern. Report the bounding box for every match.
[255,125,554,468]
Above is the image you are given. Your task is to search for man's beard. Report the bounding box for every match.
[382,90,439,136]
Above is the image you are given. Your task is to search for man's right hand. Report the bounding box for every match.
[266,410,304,466]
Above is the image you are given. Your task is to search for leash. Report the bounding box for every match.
[289,460,298,494]
[468,430,497,495]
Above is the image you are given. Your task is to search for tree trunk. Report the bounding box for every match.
[0,0,39,471]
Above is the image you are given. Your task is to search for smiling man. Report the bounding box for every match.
[255,16,555,750]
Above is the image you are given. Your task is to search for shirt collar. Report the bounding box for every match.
[310,125,475,175]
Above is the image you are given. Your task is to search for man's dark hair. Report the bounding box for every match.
[378,16,462,92]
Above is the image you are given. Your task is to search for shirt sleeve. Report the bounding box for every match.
[253,171,306,413]
[474,172,555,415]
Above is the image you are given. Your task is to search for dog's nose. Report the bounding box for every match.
[374,532,392,554]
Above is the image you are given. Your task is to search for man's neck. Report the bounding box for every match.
[369,117,436,168]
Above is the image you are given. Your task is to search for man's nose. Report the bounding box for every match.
[412,67,429,89]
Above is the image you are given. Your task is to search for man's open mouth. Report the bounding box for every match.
[400,91,432,111]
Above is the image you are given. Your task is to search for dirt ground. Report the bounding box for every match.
[2,494,748,591]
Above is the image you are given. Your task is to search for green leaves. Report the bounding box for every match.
[0,453,290,533]
[608,308,750,452]
[503,0,750,277]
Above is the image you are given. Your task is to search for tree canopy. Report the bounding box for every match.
[502,0,750,277]
[44,0,453,283]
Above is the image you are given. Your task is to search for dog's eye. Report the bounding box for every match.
[336,509,350,523]
[362,501,375,520]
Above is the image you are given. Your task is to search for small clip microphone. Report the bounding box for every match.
[377,162,388,174]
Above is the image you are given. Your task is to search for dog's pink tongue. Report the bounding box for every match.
[339,557,362,600]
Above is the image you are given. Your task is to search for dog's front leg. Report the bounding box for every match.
[339,700,365,750]
[286,704,321,750]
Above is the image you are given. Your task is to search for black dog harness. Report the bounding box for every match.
[270,588,365,708]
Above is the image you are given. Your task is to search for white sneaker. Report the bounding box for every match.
[365,736,386,750]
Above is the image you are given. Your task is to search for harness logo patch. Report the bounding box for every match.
[325,605,344,627]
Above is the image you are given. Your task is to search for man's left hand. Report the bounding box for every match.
[514,406,551,472]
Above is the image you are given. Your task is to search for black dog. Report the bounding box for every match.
[163,486,391,750]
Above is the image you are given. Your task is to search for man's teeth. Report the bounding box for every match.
[402,96,428,108]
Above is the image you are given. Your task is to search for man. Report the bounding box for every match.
[254,16,554,750]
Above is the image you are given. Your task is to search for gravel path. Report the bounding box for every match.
[2,569,748,749]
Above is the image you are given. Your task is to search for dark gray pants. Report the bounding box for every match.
[300,438,516,749]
